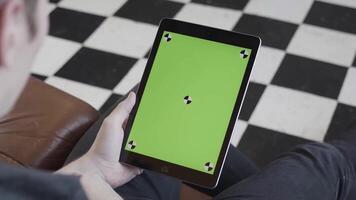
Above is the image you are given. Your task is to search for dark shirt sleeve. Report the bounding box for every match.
[0,164,87,200]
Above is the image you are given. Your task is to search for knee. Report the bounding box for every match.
[290,142,353,178]
[293,142,344,164]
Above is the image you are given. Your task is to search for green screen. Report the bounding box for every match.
[125,31,251,174]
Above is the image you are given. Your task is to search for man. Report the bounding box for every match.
[0,0,355,199]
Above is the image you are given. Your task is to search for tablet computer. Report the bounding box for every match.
[120,19,261,188]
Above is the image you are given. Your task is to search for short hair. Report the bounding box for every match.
[0,0,37,34]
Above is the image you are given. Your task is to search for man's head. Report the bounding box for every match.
[0,0,48,117]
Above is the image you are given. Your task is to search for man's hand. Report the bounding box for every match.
[58,92,142,188]
[85,92,142,187]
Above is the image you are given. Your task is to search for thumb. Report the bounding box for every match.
[109,92,136,125]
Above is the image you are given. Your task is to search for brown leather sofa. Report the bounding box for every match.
[0,77,209,199]
[0,77,99,170]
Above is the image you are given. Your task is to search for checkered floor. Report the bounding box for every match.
[32,0,356,167]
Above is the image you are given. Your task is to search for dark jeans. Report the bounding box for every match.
[66,86,356,200]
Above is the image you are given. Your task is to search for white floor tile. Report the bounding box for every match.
[84,17,157,58]
[45,77,112,109]
[250,85,337,141]
[32,36,81,76]
[287,24,356,67]
[250,46,285,85]
[317,0,356,9]
[48,3,56,14]
[231,120,248,147]
[59,0,127,16]
[114,58,147,94]
[338,68,356,107]
[174,3,242,30]
[244,0,313,24]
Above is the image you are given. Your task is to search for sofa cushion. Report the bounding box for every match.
[0,77,99,170]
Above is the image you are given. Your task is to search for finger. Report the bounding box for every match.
[110,92,136,125]
[122,118,128,129]
[115,162,143,186]
[123,164,143,176]
[131,166,143,175]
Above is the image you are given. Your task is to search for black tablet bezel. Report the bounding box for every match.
[120,18,261,188]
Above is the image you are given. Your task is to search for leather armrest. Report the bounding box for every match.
[0,152,22,167]
[0,77,99,170]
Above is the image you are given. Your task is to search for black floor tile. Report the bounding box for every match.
[325,103,356,142]
[49,7,105,43]
[31,74,47,81]
[100,93,124,114]
[192,0,248,10]
[305,1,356,35]
[55,47,137,89]
[238,125,310,167]
[144,48,151,59]
[238,82,266,121]
[115,0,184,25]
[234,14,298,50]
[50,0,61,3]
[272,54,347,99]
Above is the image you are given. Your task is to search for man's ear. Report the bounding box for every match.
[0,0,25,67]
